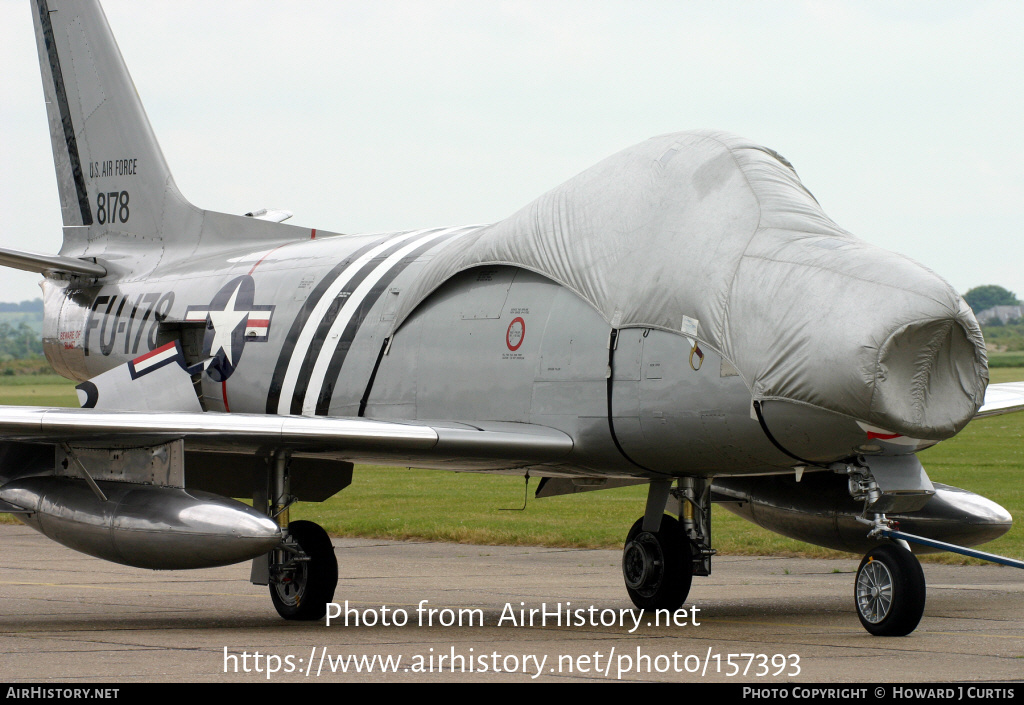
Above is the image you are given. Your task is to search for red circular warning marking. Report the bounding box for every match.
[506,317,525,351]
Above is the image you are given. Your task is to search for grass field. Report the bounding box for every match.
[990,351,1024,367]
[0,374,81,407]
[1,368,1022,562]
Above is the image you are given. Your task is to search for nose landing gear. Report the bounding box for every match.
[843,460,929,636]
[854,542,926,636]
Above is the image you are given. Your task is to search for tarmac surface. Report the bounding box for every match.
[0,523,1022,684]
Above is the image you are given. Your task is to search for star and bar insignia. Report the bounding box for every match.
[184,275,274,382]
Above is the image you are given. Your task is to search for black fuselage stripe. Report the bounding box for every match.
[357,340,390,417]
[264,234,394,413]
[286,236,429,415]
[606,329,672,477]
[752,400,826,468]
[313,230,465,416]
[36,0,93,226]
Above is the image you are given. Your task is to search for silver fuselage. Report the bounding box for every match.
[42,225,821,479]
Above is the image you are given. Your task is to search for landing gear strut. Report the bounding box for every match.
[622,478,711,611]
[260,450,339,620]
[845,461,927,636]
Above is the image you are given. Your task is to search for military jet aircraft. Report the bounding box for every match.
[2,0,1023,636]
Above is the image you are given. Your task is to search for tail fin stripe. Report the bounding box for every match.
[35,0,93,226]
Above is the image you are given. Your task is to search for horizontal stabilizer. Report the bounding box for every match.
[76,341,203,412]
[0,246,106,278]
[975,382,1024,418]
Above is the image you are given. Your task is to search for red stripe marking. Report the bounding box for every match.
[247,319,271,327]
[222,380,231,413]
[311,229,317,239]
[248,243,291,276]
[866,431,902,440]
[133,341,176,364]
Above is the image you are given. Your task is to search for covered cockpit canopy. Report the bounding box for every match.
[389,130,987,439]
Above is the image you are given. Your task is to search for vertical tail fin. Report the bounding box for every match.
[31,0,198,255]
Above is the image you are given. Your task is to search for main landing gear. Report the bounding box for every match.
[270,520,339,620]
[259,450,339,620]
[622,515,693,610]
[621,478,712,612]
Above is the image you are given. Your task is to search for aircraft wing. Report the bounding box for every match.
[0,406,573,469]
[974,382,1024,419]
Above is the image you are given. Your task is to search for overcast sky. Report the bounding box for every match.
[1,1,1022,304]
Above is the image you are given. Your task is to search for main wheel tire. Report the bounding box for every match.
[270,520,338,620]
[854,543,926,636]
[621,515,693,611]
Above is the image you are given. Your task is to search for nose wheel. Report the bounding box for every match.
[854,543,925,636]
[622,515,693,611]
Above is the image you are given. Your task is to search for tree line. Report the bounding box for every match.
[0,322,43,360]
[0,298,43,314]
[963,285,1021,315]
[0,298,44,362]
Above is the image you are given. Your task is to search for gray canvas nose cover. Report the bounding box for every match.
[869,300,986,437]
[735,231,986,439]
[390,130,987,440]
